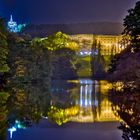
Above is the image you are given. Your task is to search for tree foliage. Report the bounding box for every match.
[0,30,79,136]
[30,32,78,80]
[109,2,140,137]
[0,18,9,72]
[91,39,106,78]
[123,1,140,52]
[0,92,9,140]
[109,1,140,83]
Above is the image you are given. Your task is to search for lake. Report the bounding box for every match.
[2,79,124,140]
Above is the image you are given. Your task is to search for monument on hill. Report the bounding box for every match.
[7,15,26,33]
[8,15,18,32]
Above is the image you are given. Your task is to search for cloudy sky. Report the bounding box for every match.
[0,0,138,24]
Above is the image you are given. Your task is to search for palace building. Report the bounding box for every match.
[70,34,125,55]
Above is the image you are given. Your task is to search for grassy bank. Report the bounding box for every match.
[76,55,92,78]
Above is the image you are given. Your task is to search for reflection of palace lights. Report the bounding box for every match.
[79,79,93,107]
[8,120,26,139]
[8,127,17,139]
[85,85,88,106]
[80,79,93,85]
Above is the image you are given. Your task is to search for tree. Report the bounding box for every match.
[108,44,120,74]
[30,32,78,80]
[0,18,9,73]
[91,37,106,78]
[108,55,119,74]
[123,1,140,52]
[51,47,78,80]
[0,18,7,34]
[109,1,140,79]
[43,31,69,51]
[0,92,9,140]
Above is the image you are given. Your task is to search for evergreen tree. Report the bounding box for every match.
[91,36,106,78]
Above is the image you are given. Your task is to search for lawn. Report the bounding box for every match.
[76,55,92,78]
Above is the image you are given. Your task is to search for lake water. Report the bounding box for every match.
[3,79,123,140]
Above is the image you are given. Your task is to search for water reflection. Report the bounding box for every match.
[8,120,26,139]
[0,79,123,140]
[49,79,118,123]
[71,79,118,122]
[110,87,140,140]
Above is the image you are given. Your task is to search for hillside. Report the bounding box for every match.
[22,22,123,37]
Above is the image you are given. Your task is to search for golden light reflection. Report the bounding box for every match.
[48,79,122,124]
[99,81,113,94]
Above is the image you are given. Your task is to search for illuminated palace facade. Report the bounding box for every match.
[70,34,125,55]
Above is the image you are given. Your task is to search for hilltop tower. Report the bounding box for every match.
[7,15,18,32]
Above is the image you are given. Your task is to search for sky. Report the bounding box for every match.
[0,0,138,24]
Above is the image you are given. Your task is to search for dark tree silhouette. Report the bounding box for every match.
[123,1,140,52]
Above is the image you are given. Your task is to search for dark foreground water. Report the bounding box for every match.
[7,122,121,140]
[0,79,135,140]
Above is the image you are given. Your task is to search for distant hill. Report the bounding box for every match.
[22,22,124,37]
